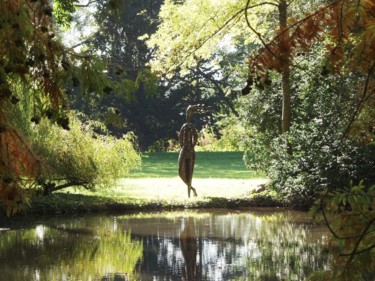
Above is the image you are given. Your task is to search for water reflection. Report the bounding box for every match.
[0,219,143,281]
[180,218,200,280]
[0,209,330,281]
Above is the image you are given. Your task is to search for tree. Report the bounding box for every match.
[147,0,320,134]
[0,0,118,214]
[247,0,375,137]
[278,0,291,133]
[66,0,177,149]
[147,0,375,184]
[67,0,237,150]
[147,0,375,274]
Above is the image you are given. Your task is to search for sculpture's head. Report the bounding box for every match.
[186,104,210,122]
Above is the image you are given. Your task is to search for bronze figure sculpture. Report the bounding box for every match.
[178,104,209,198]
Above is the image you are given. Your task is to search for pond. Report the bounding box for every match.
[0,209,331,281]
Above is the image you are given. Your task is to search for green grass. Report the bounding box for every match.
[129,151,265,179]
[13,152,275,216]
[83,151,269,205]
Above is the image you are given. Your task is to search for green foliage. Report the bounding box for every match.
[147,138,179,152]
[0,0,119,213]
[53,0,79,27]
[268,128,375,209]
[76,58,112,96]
[32,112,141,193]
[68,1,169,149]
[309,182,375,280]
[196,121,248,152]
[241,72,282,170]
[147,0,275,76]
[240,49,375,208]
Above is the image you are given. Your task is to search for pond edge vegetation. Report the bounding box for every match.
[4,187,282,217]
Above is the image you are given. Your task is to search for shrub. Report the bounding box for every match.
[196,120,248,152]
[267,122,375,209]
[32,112,141,194]
[239,55,375,208]
[147,138,179,152]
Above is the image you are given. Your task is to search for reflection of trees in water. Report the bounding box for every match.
[0,212,330,281]
[136,212,330,281]
[0,222,143,281]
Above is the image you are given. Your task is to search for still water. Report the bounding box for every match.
[0,209,330,281]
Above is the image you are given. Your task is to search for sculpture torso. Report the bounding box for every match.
[179,122,197,156]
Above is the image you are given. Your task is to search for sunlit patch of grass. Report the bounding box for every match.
[129,151,265,179]
[60,151,268,203]
[62,178,269,203]
[27,152,273,215]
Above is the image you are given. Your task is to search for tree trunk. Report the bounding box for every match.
[278,0,292,133]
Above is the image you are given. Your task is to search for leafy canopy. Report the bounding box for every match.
[0,0,124,214]
[147,0,275,77]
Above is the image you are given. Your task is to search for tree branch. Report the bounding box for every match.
[74,0,98,8]
[44,180,90,195]
[164,8,244,75]
[341,243,375,257]
[194,67,239,117]
[245,0,316,72]
[344,216,375,266]
[244,0,280,60]
[320,200,365,240]
[246,1,278,8]
[342,61,375,139]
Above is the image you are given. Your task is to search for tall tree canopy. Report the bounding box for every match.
[67,0,237,149]
[147,0,375,138]
[0,0,116,214]
[1,0,69,212]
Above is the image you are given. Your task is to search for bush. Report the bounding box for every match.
[196,119,249,152]
[267,123,375,209]
[147,138,179,152]
[32,112,141,194]
[239,54,375,208]
[149,116,249,153]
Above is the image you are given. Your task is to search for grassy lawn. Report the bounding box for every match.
[63,151,267,201]
[90,151,268,202]
[23,152,275,216]
[108,178,269,201]
[129,151,265,179]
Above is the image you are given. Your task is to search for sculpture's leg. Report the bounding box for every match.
[178,150,189,186]
[179,149,197,198]
[185,159,192,198]
[179,156,192,197]
[186,158,197,197]
[190,186,197,197]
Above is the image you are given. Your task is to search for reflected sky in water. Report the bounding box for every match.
[0,209,330,281]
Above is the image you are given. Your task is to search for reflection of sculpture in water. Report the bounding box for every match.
[178,105,209,198]
[180,218,200,281]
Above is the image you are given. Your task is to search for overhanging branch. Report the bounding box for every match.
[74,0,99,8]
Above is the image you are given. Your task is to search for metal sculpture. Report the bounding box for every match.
[178,104,209,198]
